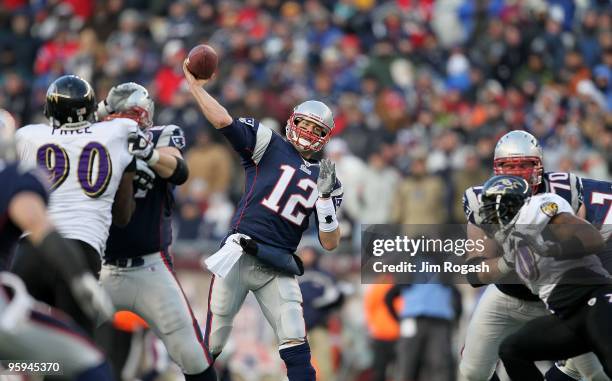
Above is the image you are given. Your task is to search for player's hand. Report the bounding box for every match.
[514,232,562,258]
[128,128,155,162]
[317,159,336,198]
[182,60,209,88]
[134,159,156,190]
[70,273,115,323]
[239,237,259,256]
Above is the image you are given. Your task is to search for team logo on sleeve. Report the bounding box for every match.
[171,130,186,149]
[540,201,559,217]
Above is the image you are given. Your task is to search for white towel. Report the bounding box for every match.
[203,233,246,278]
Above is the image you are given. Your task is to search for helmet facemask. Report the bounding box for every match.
[286,115,331,152]
[493,157,543,193]
[104,105,154,129]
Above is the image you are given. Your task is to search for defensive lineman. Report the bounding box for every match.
[13,75,137,333]
[476,175,612,380]
[0,109,115,380]
[460,130,608,381]
[97,82,216,381]
[183,61,342,381]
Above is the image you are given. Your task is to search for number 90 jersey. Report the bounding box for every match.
[15,119,138,255]
[220,117,343,252]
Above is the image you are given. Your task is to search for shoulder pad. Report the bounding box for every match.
[155,124,186,149]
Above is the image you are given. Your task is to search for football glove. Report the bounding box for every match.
[70,273,115,324]
[128,128,157,164]
[134,159,156,190]
[317,158,336,198]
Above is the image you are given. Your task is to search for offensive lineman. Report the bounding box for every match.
[96,82,216,381]
[476,175,612,380]
[0,109,115,380]
[183,61,342,381]
[460,130,609,381]
[12,75,139,334]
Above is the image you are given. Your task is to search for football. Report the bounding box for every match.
[185,44,218,80]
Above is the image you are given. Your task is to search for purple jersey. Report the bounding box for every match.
[220,118,342,252]
[0,161,49,269]
[105,125,186,260]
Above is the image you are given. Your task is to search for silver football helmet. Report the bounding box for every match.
[98,82,154,128]
[0,109,17,162]
[286,100,334,152]
[493,130,544,192]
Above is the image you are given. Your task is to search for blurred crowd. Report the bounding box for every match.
[1,0,611,379]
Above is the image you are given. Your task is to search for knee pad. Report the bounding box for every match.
[279,342,316,381]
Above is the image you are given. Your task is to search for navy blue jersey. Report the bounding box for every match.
[105,125,186,260]
[580,177,612,241]
[0,161,49,269]
[220,118,343,252]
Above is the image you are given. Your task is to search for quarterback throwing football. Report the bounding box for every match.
[183,60,343,381]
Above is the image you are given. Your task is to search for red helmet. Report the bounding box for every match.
[286,100,334,152]
[493,131,544,193]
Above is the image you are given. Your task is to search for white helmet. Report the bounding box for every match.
[0,109,17,162]
[286,100,334,152]
[493,130,544,192]
[98,82,154,128]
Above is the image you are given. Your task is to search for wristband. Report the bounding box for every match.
[316,197,338,232]
[146,149,160,166]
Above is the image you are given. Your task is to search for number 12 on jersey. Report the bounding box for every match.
[261,165,318,225]
[37,142,113,198]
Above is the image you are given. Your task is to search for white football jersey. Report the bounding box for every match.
[16,119,138,255]
[504,193,607,305]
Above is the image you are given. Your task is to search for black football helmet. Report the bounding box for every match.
[480,175,531,228]
[44,75,96,129]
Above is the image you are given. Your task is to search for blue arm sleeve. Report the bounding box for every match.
[218,117,259,164]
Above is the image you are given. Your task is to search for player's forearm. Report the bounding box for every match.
[150,147,189,184]
[186,83,232,129]
[319,228,340,251]
[549,213,605,257]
